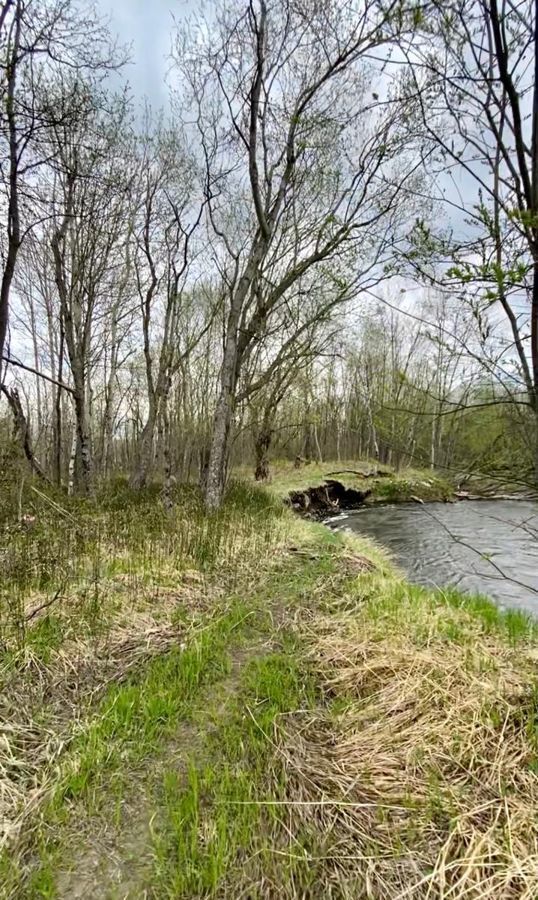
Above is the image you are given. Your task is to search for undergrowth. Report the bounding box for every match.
[1,472,537,899]
[0,478,286,649]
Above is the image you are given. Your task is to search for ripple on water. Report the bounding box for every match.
[337,500,538,615]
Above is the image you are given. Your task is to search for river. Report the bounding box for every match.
[332,499,538,614]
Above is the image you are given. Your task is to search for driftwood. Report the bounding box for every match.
[288,479,371,518]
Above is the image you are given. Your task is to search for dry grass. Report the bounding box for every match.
[275,601,538,898]
[0,479,291,872]
[0,612,191,854]
[0,562,229,854]
[2,476,536,898]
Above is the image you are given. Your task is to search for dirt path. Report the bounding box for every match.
[54,636,272,900]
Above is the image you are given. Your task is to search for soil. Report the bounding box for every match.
[287,479,372,519]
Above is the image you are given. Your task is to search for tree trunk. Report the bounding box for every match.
[313,421,323,465]
[73,386,92,494]
[203,237,268,510]
[0,2,22,382]
[161,396,174,510]
[204,380,235,509]
[130,404,157,490]
[533,396,538,486]
[67,426,77,496]
[532,260,538,483]
[53,328,64,487]
[203,294,243,510]
[254,429,271,481]
[101,322,119,479]
[1,385,49,481]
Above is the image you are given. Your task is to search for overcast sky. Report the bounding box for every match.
[92,0,507,312]
[96,0,196,108]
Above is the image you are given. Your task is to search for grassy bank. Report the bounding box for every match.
[235,458,455,503]
[1,473,537,897]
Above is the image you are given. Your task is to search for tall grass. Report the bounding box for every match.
[0,477,286,651]
[0,475,290,889]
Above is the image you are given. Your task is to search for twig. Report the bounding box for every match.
[25,588,63,622]
[418,504,538,597]
[28,485,78,525]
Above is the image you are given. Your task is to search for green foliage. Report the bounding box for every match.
[407,217,447,261]
[447,259,529,292]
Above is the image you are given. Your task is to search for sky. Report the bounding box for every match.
[97,0,475,233]
[96,0,197,108]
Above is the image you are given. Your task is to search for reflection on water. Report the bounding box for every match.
[334,500,538,614]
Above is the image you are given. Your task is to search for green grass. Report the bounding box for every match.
[356,573,536,646]
[371,470,453,503]
[2,600,256,898]
[55,606,247,806]
[151,650,317,898]
[0,478,288,652]
[236,458,454,504]
[2,471,537,899]
[3,525,340,899]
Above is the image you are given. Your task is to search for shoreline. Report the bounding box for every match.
[1,475,537,897]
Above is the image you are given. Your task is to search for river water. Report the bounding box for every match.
[333,500,538,614]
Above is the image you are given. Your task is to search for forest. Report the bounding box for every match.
[0,0,536,500]
[1,1,538,898]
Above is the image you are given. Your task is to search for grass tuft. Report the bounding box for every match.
[272,580,538,899]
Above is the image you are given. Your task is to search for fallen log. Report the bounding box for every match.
[325,469,367,478]
[325,469,394,480]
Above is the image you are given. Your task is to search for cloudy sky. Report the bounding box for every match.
[96,0,196,107]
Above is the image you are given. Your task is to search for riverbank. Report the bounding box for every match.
[252,459,536,518]
[1,478,537,897]
[245,458,456,505]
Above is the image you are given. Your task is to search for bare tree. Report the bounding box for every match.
[129,123,208,489]
[49,85,132,493]
[402,0,538,477]
[0,0,122,384]
[176,0,423,508]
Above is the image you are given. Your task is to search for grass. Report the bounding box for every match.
[151,650,315,897]
[1,465,537,898]
[54,603,248,806]
[234,457,455,503]
[11,601,254,898]
[147,542,538,899]
[265,561,538,899]
[0,476,291,897]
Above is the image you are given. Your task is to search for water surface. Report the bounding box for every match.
[334,500,538,614]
